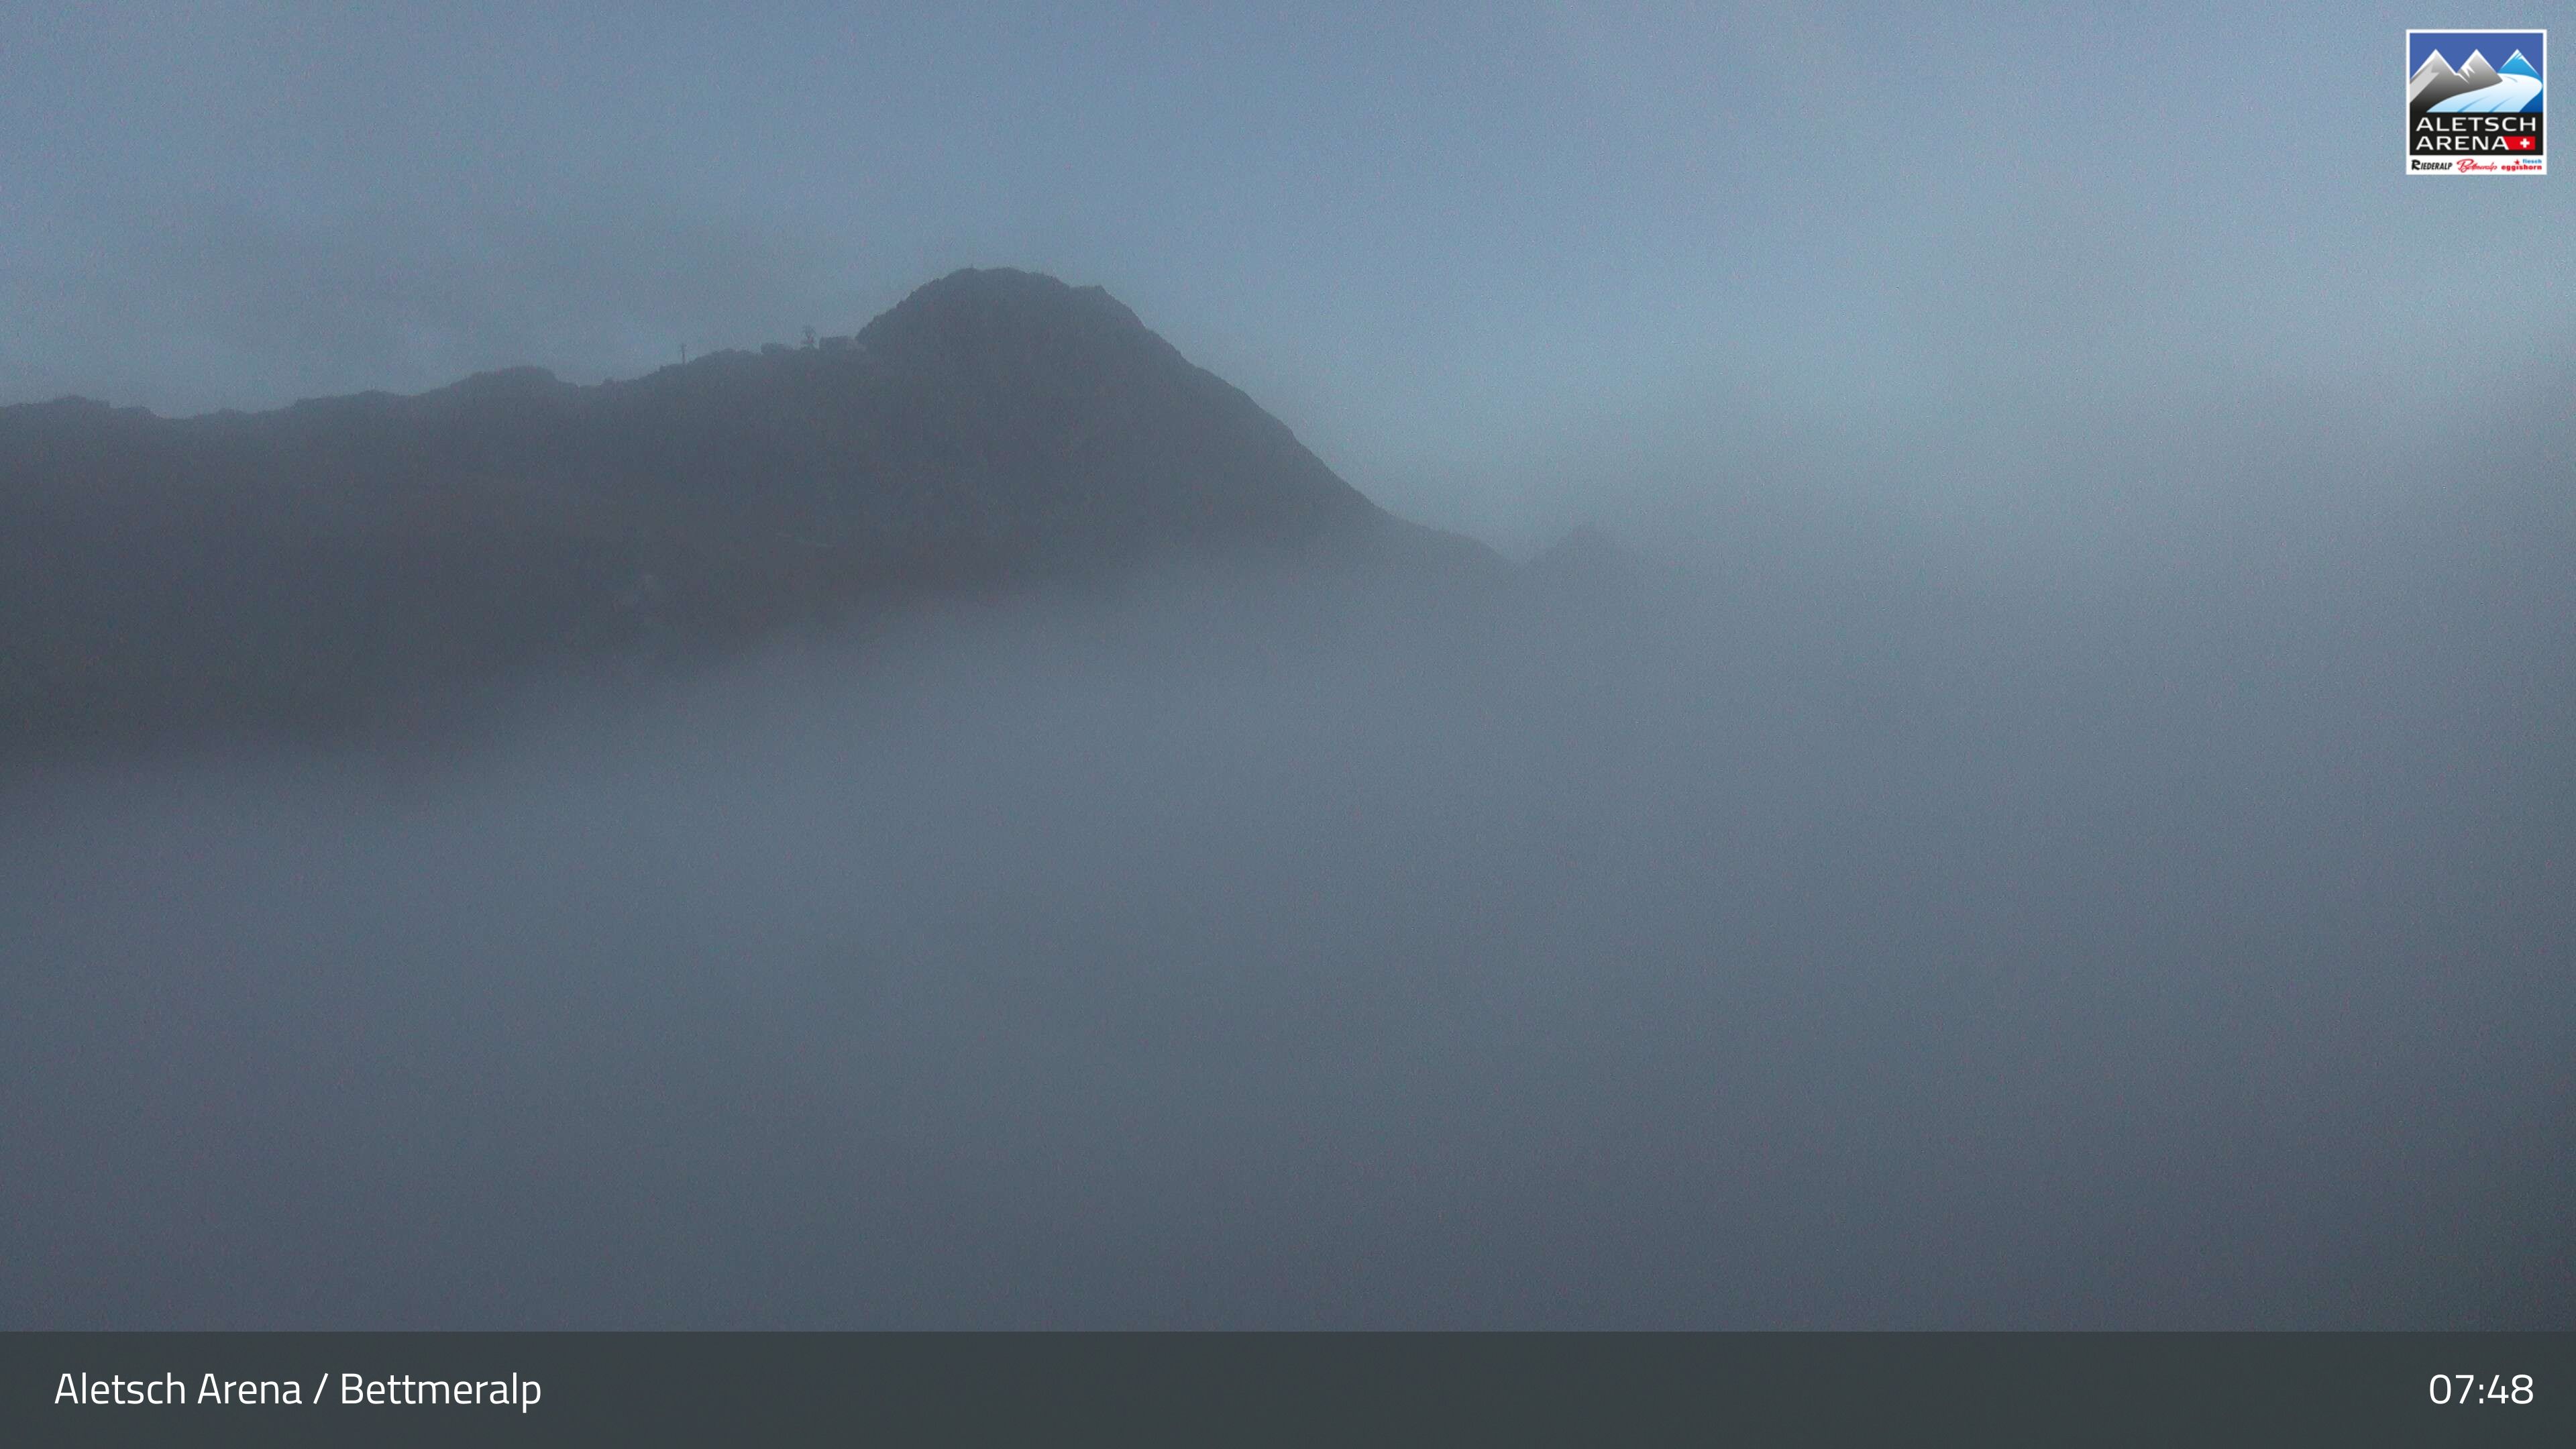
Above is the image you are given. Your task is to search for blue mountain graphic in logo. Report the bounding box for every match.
[2421,47,2544,113]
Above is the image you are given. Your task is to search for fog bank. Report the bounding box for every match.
[5,476,2568,1327]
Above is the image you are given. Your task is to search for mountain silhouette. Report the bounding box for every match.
[0,268,1503,758]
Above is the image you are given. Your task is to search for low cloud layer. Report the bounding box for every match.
[6,462,2567,1326]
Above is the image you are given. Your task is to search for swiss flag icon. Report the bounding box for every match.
[2504,136,2538,151]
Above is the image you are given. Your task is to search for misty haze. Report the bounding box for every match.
[3,6,2570,1332]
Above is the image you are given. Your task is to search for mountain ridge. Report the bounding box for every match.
[0,268,1515,758]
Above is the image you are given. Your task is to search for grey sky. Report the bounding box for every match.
[3,2,2567,548]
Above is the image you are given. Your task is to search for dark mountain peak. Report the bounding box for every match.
[826,268,1406,557]
[884,266,1141,325]
[856,267,1163,373]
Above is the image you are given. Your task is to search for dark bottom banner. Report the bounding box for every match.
[5,1332,2569,1446]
